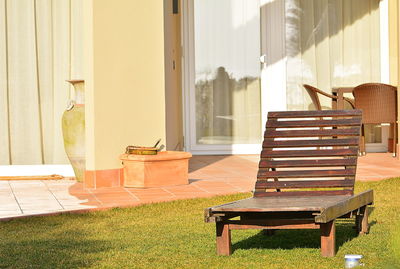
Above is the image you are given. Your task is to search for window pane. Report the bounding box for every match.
[285,0,381,111]
[194,0,261,145]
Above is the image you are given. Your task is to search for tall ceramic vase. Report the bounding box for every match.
[62,80,85,182]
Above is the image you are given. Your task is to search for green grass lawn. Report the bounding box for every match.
[1,178,400,269]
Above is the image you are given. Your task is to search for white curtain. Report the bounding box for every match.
[0,0,83,165]
[285,0,381,110]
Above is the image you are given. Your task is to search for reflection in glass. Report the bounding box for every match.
[194,0,261,145]
[365,124,382,144]
[285,0,381,110]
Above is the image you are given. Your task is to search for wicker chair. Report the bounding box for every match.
[353,83,397,156]
[303,84,355,110]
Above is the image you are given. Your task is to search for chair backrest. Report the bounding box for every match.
[303,84,323,110]
[254,110,362,198]
[304,84,355,110]
[353,83,397,124]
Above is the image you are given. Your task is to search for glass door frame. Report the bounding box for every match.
[182,0,269,155]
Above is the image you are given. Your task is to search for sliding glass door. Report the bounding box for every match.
[183,0,388,154]
[185,0,263,154]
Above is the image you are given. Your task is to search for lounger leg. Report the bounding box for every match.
[216,222,231,255]
[356,206,369,235]
[360,135,366,156]
[320,221,336,257]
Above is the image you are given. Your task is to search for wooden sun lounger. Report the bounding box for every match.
[205,110,373,257]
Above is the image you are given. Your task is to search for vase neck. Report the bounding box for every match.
[68,80,85,105]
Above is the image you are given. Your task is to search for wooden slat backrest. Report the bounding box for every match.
[254,110,362,198]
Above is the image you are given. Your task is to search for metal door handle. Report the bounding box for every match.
[260,54,267,64]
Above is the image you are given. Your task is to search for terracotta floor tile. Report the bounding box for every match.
[225,177,256,182]
[188,171,209,179]
[163,184,206,193]
[66,193,100,206]
[170,193,206,199]
[127,188,172,195]
[127,188,174,201]
[78,200,103,207]
[193,171,233,179]
[93,192,137,203]
[198,187,240,193]
[62,205,97,210]
[68,183,90,195]
[97,201,141,208]
[136,198,175,204]
[89,187,127,194]
[134,195,175,201]
[2,153,400,220]
[163,185,207,198]
[192,181,235,188]
[193,182,240,193]
[0,210,23,216]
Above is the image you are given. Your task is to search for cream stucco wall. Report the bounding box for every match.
[84,0,166,170]
[396,0,400,151]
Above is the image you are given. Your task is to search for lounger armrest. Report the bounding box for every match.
[205,198,252,223]
[314,190,374,223]
[205,207,217,223]
[205,208,239,223]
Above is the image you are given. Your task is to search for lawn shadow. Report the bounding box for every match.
[369,206,376,215]
[232,220,365,253]
[0,228,113,268]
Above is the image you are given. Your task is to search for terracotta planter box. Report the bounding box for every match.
[120,151,192,188]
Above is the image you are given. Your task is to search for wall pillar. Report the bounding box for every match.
[83,0,167,188]
[389,0,399,157]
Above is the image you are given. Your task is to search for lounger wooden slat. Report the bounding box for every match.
[255,179,355,189]
[205,109,373,257]
[262,138,359,148]
[257,169,355,179]
[261,148,358,158]
[266,118,361,128]
[265,128,360,138]
[267,110,362,118]
[259,158,357,168]
[253,190,354,197]
[208,195,357,213]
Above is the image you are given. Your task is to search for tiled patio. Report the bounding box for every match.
[1,153,399,221]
